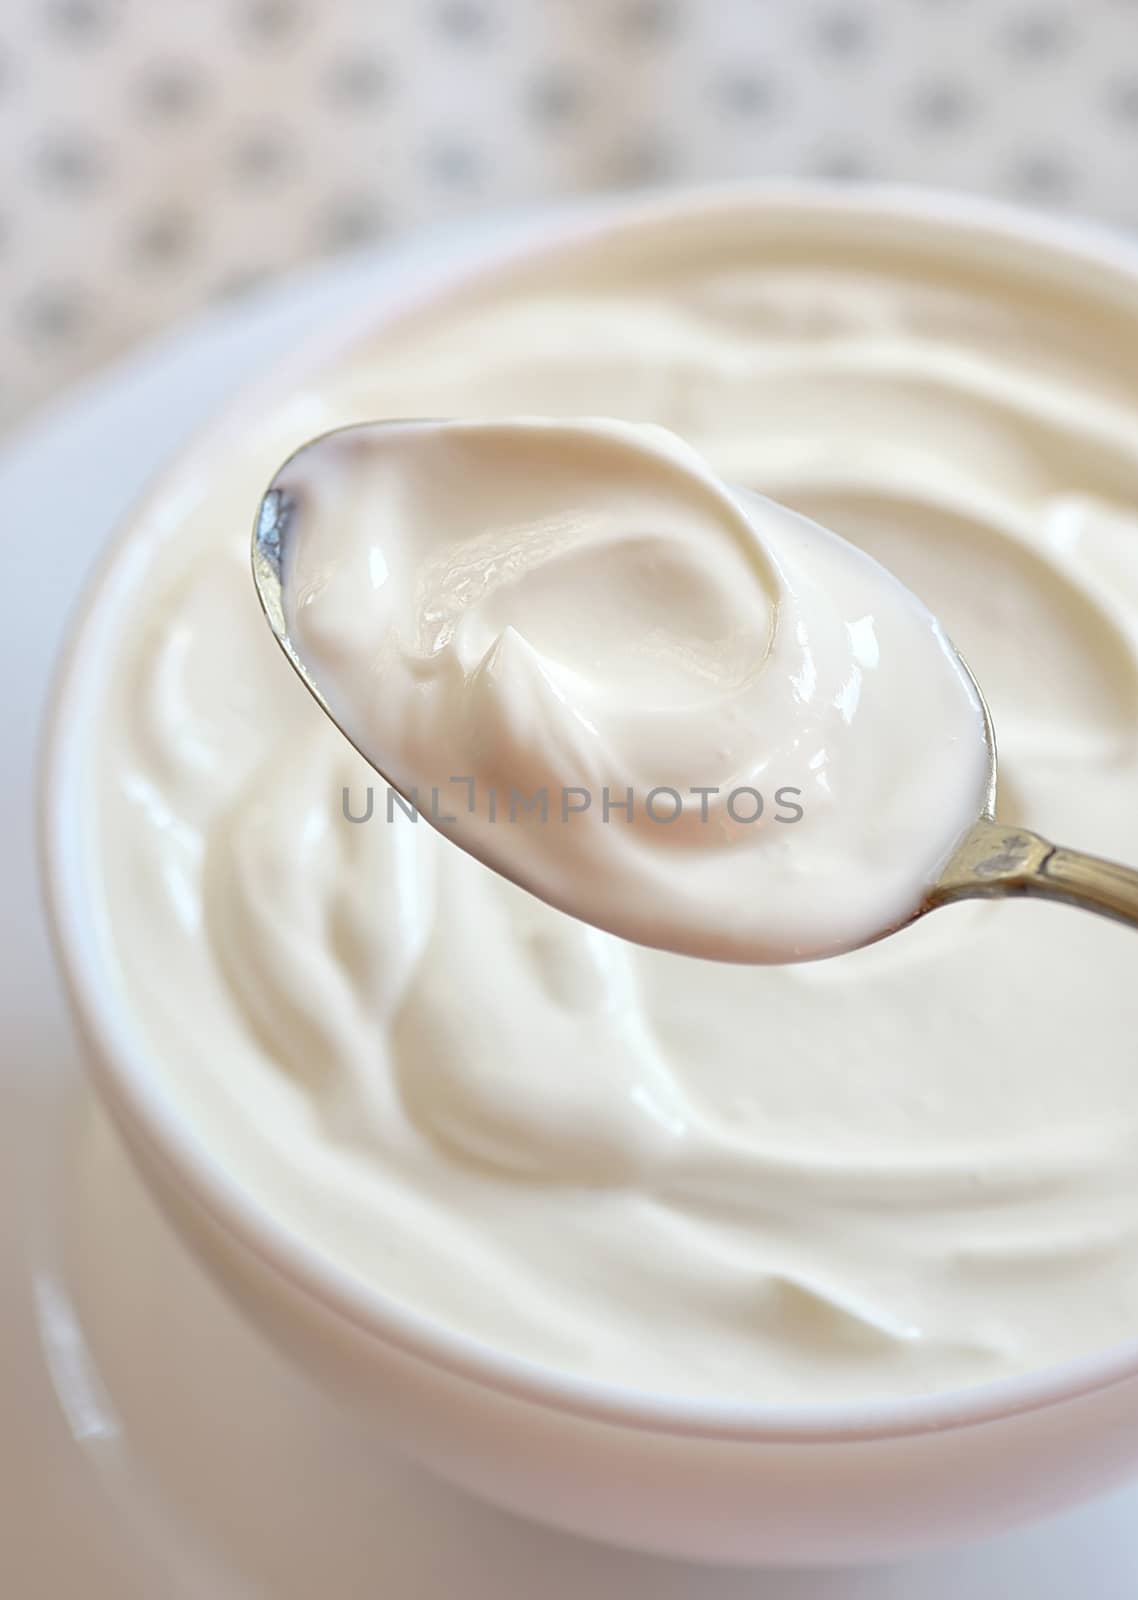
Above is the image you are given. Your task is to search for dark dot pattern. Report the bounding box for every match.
[37,134,107,191]
[320,196,386,249]
[436,1,492,42]
[131,209,195,267]
[1001,9,1069,57]
[1107,76,1138,122]
[19,284,88,341]
[45,0,116,41]
[717,72,777,118]
[811,148,876,182]
[815,7,874,57]
[231,128,296,183]
[617,0,677,41]
[908,80,975,131]
[324,56,390,107]
[527,69,586,127]
[0,0,1136,429]
[425,139,482,187]
[609,135,672,186]
[1008,151,1074,198]
[210,266,270,302]
[136,63,207,121]
[239,0,303,42]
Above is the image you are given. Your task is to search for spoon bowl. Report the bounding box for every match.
[253,425,1138,954]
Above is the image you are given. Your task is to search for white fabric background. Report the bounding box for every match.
[0,0,1136,431]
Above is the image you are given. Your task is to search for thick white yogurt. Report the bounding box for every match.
[92,201,1138,1403]
[268,416,989,962]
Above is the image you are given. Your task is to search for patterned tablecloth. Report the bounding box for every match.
[1,0,1136,431]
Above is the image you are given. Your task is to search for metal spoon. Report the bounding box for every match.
[252,446,1138,950]
[926,723,1138,930]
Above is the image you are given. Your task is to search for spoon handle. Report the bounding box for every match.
[930,818,1138,930]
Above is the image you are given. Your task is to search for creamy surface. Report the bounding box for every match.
[267,416,989,962]
[93,200,1138,1403]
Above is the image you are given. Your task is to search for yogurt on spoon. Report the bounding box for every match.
[256,416,991,962]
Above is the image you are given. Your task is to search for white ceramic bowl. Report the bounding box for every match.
[39,183,1138,1567]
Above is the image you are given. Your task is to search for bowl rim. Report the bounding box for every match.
[39,176,1138,1445]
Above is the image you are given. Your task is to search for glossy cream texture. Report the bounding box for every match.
[95,205,1138,1402]
[267,417,989,962]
